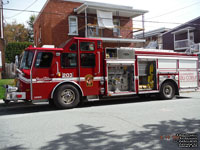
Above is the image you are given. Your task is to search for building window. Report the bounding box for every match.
[61,53,77,68]
[68,16,78,35]
[35,52,53,68]
[38,27,42,44]
[113,19,120,37]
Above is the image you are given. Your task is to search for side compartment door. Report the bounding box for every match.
[78,40,103,96]
[179,59,198,88]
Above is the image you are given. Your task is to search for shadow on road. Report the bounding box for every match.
[41,118,200,150]
[0,95,191,116]
[4,118,198,150]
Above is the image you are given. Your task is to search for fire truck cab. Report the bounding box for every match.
[4,37,199,109]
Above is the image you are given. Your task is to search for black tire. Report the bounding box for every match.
[53,84,80,109]
[3,99,10,105]
[160,82,175,100]
[48,99,55,107]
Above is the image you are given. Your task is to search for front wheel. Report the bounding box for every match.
[53,84,80,109]
[3,99,10,105]
[160,82,175,100]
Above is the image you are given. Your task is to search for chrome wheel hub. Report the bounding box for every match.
[61,89,75,104]
[163,85,172,98]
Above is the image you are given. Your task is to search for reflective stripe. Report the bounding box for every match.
[138,55,198,60]
[19,76,105,83]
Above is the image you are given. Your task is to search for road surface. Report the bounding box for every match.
[0,92,199,150]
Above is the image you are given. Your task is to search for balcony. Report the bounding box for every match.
[174,39,191,50]
[74,1,147,44]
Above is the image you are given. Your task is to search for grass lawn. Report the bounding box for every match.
[0,79,14,99]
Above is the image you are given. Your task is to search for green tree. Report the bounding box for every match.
[27,15,36,42]
[4,21,29,44]
[5,42,33,63]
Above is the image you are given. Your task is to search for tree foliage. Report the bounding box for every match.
[4,21,29,44]
[5,42,33,63]
[27,15,36,42]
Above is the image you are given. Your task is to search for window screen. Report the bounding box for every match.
[80,42,95,51]
[81,53,95,68]
[35,52,53,68]
[61,53,77,68]
[68,16,78,35]
[113,19,120,36]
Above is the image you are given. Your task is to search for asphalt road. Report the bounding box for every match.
[0,92,200,150]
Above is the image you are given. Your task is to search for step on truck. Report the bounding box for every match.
[4,37,199,108]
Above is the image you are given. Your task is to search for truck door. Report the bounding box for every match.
[78,40,103,96]
[31,51,55,100]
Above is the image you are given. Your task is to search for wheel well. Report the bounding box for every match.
[160,79,179,95]
[51,81,83,99]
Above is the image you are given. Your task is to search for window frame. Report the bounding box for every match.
[113,19,120,36]
[34,52,53,68]
[68,16,78,36]
[80,42,95,51]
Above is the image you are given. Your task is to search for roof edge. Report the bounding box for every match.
[162,16,200,36]
[33,0,50,25]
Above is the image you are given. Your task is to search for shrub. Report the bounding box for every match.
[5,42,33,63]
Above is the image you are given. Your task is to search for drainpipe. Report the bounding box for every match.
[85,6,88,38]
[187,29,190,51]
[173,34,175,50]
[142,15,145,47]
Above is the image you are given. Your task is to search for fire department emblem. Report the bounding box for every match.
[85,74,94,87]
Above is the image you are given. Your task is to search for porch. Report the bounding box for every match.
[172,27,200,52]
[74,1,148,44]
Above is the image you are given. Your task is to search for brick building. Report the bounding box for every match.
[34,0,148,48]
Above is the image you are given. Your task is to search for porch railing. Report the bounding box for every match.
[174,39,190,50]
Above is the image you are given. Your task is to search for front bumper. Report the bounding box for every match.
[4,85,26,101]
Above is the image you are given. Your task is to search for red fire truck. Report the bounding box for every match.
[4,37,199,109]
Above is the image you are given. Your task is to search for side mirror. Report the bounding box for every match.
[15,55,19,68]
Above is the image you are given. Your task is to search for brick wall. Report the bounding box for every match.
[34,0,82,47]
[34,0,135,48]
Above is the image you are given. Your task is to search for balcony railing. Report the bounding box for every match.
[87,25,102,37]
[174,39,190,50]
[85,23,144,38]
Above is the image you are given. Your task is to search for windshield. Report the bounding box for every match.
[20,51,34,69]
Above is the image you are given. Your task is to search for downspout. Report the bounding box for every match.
[173,34,175,50]
[142,15,145,48]
[187,28,190,51]
[85,6,88,37]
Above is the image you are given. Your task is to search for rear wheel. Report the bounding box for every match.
[160,82,175,100]
[53,84,80,109]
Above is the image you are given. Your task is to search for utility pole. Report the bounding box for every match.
[0,0,3,79]
[0,0,3,39]
[0,0,7,79]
